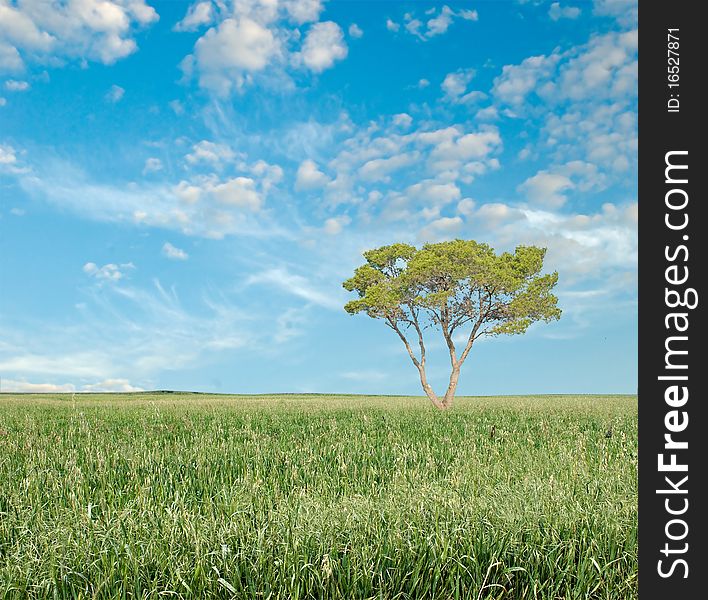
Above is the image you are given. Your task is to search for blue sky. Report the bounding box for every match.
[0,0,637,395]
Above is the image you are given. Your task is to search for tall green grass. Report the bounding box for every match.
[0,394,637,599]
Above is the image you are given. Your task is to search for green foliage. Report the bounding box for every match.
[0,393,637,599]
[343,240,561,339]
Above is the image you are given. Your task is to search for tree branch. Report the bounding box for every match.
[439,303,458,367]
[458,290,493,365]
[407,305,427,367]
[386,317,420,368]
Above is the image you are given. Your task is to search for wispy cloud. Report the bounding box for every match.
[4,80,30,92]
[388,6,478,41]
[0,280,258,386]
[340,370,388,382]
[1,379,75,393]
[0,378,143,393]
[15,157,291,240]
[83,262,135,281]
[162,242,189,260]
[549,3,581,21]
[246,267,342,310]
[105,84,125,103]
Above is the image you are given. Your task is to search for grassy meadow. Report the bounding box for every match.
[0,393,637,599]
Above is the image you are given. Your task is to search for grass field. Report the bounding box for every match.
[0,393,637,599]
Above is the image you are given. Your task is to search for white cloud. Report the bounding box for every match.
[404,18,423,38]
[297,21,347,73]
[4,79,29,91]
[392,113,413,129]
[181,2,347,94]
[442,68,473,98]
[105,84,124,103]
[549,3,581,21]
[0,5,54,56]
[281,0,325,24]
[414,125,468,147]
[0,379,75,393]
[82,378,144,392]
[14,154,284,239]
[399,179,462,220]
[593,0,637,27]
[173,180,202,204]
[455,200,637,286]
[493,30,636,107]
[0,143,17,165]
[476,106,499,121]
[348,23,363,39]
[543,103,636,173]
[0,42,23,72]
[0,97,6,106]
[406,180,461,204]
[427,127,502,171]
[309,119,503,209]
[174,1,214,32]
[323,215,350,235]
[243,160,283,196]
[0,143,28,174]
[425,5,454,37]
[83,262,135,281]
[491,28,636,183]
[557,160,606,191]
[524,203,637,280]
[0,279,268,387]
[185,140,235,166]
[474,202,525,226]
[295,158,330,190]
[441,68,485,104]
[212,177,263,211]
[457,198,475,216]
[459,9,479,22]
[359,152,419,183]
[0,0,159,71]
[143,157,163,174]
[419,216,463,241]
[190,17,279,94]
[246,267,341,309]
[394,5,478,41]
[417,78,430,88]
[162,242,188,260]
[492,53,561,106]
[518,147,532,161]
[169,99,184,115]
[519,172,572,208]
[555,30,637,102]
[247,159,284,189]
[0,351,115,380]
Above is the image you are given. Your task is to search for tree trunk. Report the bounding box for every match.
[390,319,464,410]
[417,364,461,410]
[441,365,461,409]
[416,365,448,410]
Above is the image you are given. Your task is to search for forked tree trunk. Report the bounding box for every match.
[416,363,461,410]
[389,318,473,411]
[416,365,447,410]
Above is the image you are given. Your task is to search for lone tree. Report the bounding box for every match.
[343,240,561,409]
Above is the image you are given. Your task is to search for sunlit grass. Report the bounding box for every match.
[0,393,637,599]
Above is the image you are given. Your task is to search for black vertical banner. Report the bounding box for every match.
[639,1,705,597]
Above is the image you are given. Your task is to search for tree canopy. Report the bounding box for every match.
[343,240,561,409]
